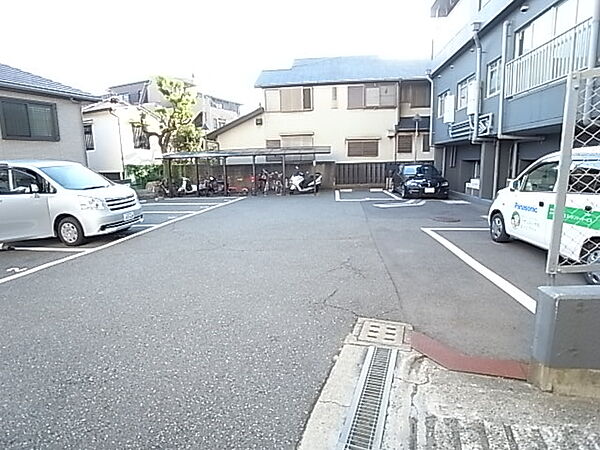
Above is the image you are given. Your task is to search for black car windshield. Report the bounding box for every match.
[39,165,112,190]
[403,165,440,176]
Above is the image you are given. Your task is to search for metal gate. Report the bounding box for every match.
[335,162,388,186]
[547,68,600,281]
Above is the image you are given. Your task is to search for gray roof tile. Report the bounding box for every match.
[255,56,431,88]
[0,63,100,101]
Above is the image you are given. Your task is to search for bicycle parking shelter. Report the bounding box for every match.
[159,146,331,196]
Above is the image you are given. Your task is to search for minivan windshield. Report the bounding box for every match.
[39,165,112,190]
[403,165,440,176]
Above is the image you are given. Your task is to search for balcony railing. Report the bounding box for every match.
[505,19,592,98]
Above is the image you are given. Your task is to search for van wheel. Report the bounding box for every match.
[583,243,600,285]
[57,217,85,246]
[401,186,410,199]
[490,213,510,242]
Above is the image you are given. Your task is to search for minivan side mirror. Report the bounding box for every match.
[507,179,517,191]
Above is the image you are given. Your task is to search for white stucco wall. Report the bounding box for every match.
[0,89,87,164]
[214,83,431,163]
[84,105,161,176]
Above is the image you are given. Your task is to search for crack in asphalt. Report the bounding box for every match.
[319,288,360,318]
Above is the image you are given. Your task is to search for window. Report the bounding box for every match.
[0,166,8,194]
[422,133,430,152]
[347,140,379,157]
[456,76,475,110]
[486,59,501,97]
[449,147,457,168]
[0,167,53,195]
[397,135,413,153]
[266,88,313,112]
[347,83,397,109]
[437,91,450,119]
[520,162,558,192]
[132,124,150,149]
[83,124,94,151]
[331,87,338,108]
[0,98,59,141]
[401,82,430,107]
[266,139,280,148]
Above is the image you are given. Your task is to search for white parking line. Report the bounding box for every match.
[335,190,397,202]
[340,189,353,193]
[13,247,86,253]
[422,227,537,314]
[142,210,202,214]
[369,188,383,192]
[373,201,425,208]
[0,198,245,286]
[143,202,224,206]
[383,190,403,201]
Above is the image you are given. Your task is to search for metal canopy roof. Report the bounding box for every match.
[159,146,331,160]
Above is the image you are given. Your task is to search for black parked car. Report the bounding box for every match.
[391,164,449,199]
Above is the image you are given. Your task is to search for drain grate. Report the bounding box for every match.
[338,346,398,450]
[357,320,411,350]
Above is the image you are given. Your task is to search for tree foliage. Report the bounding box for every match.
[141,76,201,153]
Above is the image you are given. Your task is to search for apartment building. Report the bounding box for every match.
[207,56,431,186]
[430,0,598,199]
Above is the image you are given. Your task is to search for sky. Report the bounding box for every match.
[0,0,435,113]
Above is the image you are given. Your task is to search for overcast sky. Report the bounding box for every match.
[1,0,434,112]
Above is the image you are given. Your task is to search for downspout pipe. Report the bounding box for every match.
[471,22,483,145]
[588,0,600,70]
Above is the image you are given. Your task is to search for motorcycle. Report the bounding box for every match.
[177,177,207,196]
[289,170,322,194]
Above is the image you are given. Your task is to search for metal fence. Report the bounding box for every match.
[335,162,388,186]
[505,19,591,98]
[547,68,600,283]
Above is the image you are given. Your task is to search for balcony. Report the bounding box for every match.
[505,19,592,98]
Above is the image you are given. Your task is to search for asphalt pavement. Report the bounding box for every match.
[0,190,580,448]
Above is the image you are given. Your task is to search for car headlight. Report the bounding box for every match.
[79,196,106,210]
[406,180,418,186]
[441,181,449,187]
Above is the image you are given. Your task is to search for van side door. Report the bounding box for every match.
[0,166,52,242]
[507,162,558,248]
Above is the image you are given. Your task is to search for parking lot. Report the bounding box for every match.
[0,188,592,447]
[0,196,244,285]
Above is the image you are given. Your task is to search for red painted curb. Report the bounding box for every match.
[409,331,529,380]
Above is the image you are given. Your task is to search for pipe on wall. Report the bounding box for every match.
[471,21,483,145]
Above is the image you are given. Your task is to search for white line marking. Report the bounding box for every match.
[142,210,202,214]
[340,189,353,193]
[131,224,155,228]
[370,188,383,192]
[161,197,233,201]
[7,267,27,273]
[336,197,397,202]
[335,190,341,201]
[13,246,86,253]
[422,227,536,313]
[144,202,223,207]
[0,197,245,286]
[442,200,471,205]
[481,215,488,219]
[383,190,403,201]
[427,227,488,232]
[373,201,425,208]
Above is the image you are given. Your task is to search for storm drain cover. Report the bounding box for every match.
[338,346,398,450]
[358,319,411,350]
[432,216,461,223]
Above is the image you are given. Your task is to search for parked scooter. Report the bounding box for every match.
[206,175,225,196]
[177,177,208,196]
[289,168,322,194]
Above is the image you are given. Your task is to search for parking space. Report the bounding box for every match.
[0,196,243,284]
[423,226,585,313]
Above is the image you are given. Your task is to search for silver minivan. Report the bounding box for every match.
[0,160,143,246]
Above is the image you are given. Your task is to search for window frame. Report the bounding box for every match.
[486,58,501,98]
[0,97,60,141]
[347,139,379,157]
[456,75,475,111]
[347,83,397,110]
[437,90,450,119]
[519,162,559,192]
[83,123,95,151]
[132,124,151,150]
[397,135,413,154]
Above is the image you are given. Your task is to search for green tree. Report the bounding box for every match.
[141,76,200,153]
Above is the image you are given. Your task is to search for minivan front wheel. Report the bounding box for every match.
[490,213,510,242]
[57,217,85,246]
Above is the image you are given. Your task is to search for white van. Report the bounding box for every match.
[0,160,143,246]
[488,147,600,284]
